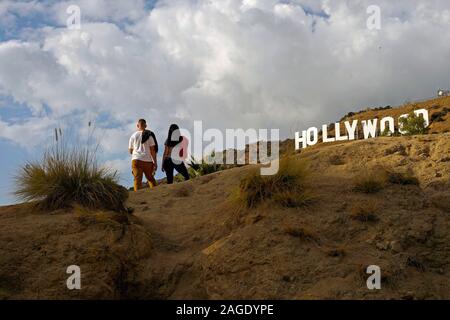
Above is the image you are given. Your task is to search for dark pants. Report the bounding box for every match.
[163,158,190,184]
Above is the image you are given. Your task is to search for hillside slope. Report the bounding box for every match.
[336,96,450,136]
[1,133,449,299]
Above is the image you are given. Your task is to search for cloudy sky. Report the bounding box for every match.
[0,0,449,204]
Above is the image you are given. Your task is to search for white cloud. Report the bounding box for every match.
[103,157,131,182]
[50,0,148,25]
[0,116,57,149]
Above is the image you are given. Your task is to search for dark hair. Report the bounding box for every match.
[166,124,182,147]
[138,119,146,125]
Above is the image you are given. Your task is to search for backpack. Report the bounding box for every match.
[141,130,159,153]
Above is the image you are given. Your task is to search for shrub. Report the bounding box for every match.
[283,225,315,241]
[430,107,449,123]
[406,256,425,271]
[236,157,314,208]
[399,111,427,135]
[173,171,192,183]
[14,129,128,212]
[383,144,406,156]
[328,154,345,165]
[327,247,346,258]
[387,171,419,186]
[350,203,379,222]
[430,111,446,123]
[380,127,393,137]
[188,153,226,177]
[353,174,385,194]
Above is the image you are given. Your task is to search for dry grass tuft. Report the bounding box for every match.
[353,174,386,194]
[14,137,128,212]
[75,207,130,226]
[283,225,315,241]
[328,154,345,165]
[349,202,379,222]
[234,157,314,208]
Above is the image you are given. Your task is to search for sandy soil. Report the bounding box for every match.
[0,132,448,300]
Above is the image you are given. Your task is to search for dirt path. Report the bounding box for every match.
[126,170,243,299]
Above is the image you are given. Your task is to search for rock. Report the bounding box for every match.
[376,242,389,251]
[390,241,402,253]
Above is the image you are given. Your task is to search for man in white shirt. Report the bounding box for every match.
[129,119,158,191]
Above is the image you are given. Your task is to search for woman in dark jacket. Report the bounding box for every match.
[162,124,190,184]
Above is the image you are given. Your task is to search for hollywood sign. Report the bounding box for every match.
[295,109,429,150]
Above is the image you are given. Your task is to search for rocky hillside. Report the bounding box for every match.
[1,131,449,299]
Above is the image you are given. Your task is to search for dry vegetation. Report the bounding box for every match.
[235,157,315,208]
[349,202,379,222]
[353,174,386,194]
[0,97,449,300]
[386,171,419,186]
[14,138,128,212]
[340,96,450,134]
[283,224,315,241]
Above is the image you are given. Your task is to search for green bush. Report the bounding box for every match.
[399,111,427,135]
[14,130,128,212]
[188,153,226,177]
[380,127,392,137]
[235,157,314,208]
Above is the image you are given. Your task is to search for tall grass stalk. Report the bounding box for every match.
[14,126,128,212]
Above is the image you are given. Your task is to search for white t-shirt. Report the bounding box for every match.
[129,131,156,162]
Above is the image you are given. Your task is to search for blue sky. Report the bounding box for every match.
[0,98,31,203]
[0,0,159,204]
[1,0,450,205]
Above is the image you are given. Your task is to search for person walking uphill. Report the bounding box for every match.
[162,124,190,184]
[129,119,158,191]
